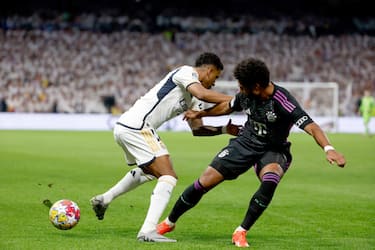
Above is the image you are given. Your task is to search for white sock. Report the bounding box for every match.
[236,226,247,232]
[139,175,177,234]
[102,167,155,204]
[165,217,175,226]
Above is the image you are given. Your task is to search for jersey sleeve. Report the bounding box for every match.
[291,107,314,129]
[172,66,200,89]
[229,93,244,112]
[273,88,314,130]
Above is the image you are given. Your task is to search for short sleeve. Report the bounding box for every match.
[230,94,243,112]
[172,66,200,89]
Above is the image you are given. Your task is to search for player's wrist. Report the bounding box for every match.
[324,145,335,153]
[197,110,205,118]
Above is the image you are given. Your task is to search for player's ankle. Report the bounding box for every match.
[235,226,247,232]
[165,217,175,226]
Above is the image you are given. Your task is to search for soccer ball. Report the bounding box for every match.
[49,199,80,230]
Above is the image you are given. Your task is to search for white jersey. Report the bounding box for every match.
[118,65,207,130]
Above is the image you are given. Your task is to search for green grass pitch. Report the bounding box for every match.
[0,130,374,249]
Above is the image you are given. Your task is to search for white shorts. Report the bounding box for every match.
[113,124,169,168]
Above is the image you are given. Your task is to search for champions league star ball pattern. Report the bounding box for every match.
[49,199,80,230]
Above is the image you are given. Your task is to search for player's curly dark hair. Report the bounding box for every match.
[195,52,224,70]
[234,58,270,89]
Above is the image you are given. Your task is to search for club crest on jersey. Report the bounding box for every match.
[218,149,229,158]
[266,111,277,122]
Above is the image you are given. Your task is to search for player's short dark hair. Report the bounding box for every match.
[234,58,270,89]
[195,52,224,70]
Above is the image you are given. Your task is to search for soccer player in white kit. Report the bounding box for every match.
[90,52,242,242]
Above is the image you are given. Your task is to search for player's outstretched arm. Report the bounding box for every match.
[304,122,346,168]
[188,118,243,136]
[184,100,233,121]
[187,83,232,103]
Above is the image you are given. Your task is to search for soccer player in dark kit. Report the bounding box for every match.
[157,58,346,247]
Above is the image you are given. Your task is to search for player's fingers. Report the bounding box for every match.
[327,157,334,165]
[336,159,346,168]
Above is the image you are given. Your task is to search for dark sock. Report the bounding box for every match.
[168,180,207,223]
[241,172,280,230]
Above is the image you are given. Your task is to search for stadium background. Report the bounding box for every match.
[2,0,373,16]
[0,0,374,129]
[0,3,374,249]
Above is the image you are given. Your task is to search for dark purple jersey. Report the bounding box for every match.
[230,83,314,148]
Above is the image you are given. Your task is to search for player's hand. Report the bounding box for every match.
[225,119,243,136]
[326,150,346,168]
[183,110,201,120]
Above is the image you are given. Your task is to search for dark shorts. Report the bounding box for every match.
[210,138,292,180]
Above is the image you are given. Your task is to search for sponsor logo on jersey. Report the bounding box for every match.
[253,121,268,136]
[295,115,308,127]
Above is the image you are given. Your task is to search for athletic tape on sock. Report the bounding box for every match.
[158,175,177,187]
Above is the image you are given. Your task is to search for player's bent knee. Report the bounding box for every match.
[259,164,284,178]
[159,175,177,187]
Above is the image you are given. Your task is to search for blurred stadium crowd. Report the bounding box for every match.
[0,1,374,115]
